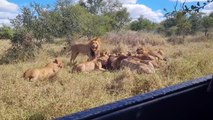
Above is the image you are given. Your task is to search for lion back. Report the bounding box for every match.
[70,44,91,55]
[23,69,37,80]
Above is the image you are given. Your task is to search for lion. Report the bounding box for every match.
[136,47,165,60]
[23,59,64,81]
[106,54,119,70]
[64,37,101,63]
[72,59,105,72]
[97,50,110,69]
[148,49,165,60]
[140,59,160,68]
[104,51,135,70]
[120,57,155,74]
[136,47,149,55]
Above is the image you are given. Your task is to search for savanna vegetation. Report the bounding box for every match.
[0,0,213,119]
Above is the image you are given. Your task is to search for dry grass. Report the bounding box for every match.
[0,32,213,119]
[101,31,166,54]
[0,40,11,56]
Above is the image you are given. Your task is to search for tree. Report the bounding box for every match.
[84,0,105,14]
[165,0,213,16]
[56,4,92,38]
[175,12,192,39]
[182,0,213,13]
[188,12,203,34]
[202,14,213,36]
[56,0,74,8]
[130,16,155,31]
[158,18,177,36]
[162,18,176,29]
[106,8,130,31]
[102,0,122,14]
[79,0,130,31]
[10,3,52,42]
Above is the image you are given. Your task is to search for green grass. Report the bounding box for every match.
[0,33,213,119]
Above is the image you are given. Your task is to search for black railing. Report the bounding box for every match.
[56,75,213,120]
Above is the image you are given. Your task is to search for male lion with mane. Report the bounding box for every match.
[64,37,101,63]
[23,59,64,81]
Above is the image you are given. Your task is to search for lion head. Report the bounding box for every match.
[96,50,109,69]
[157,48,164,56]
[89,38,100,52]
[136,47,149,55]
[100,50,108,57]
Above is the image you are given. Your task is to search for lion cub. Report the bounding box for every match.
[23,59,64,81]
[72,59,105,72]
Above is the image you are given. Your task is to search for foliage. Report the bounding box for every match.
[175,12,192,38]
[80,0,130,32]
[161,0,213,39]
[85,15,112,37]
[8,0,129,41]
[0,25,13,39]
[130,16,156,31]
[106,8,130,31]
[182,0,213,13]
[80,0,106,14]
[0,29,39,64]
[10,3,52,42]
[164,0,213,16]
[158,12,192,38]
[158,18,177,36]
[3,3,47,63]
[188,12,203,34]
[159,11,213,40]
[53,4,93,38]
[201,14,213,36]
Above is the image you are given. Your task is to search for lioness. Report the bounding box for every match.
[97,50,110,69]
[136,47,165,60]
[23,59,64,81]
[72,59,105,72]
[64,37,101,63]
[120,57,155,74]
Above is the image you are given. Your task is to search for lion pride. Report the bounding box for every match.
[64,37,101,63]
[23,59,64,81]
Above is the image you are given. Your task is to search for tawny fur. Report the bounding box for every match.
[136,47,165,60]
[120,57,155,74]
[97,50,110,69]
[64,37,101,63]
[23,59,63,81]
[72,59,105,72]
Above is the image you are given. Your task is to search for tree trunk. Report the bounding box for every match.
[204,28,208,37]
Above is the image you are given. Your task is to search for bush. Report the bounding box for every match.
[0,30,39,64]
[0,26,13,39]
[0,45,39,64]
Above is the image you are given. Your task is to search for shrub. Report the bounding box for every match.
[0,30,39,64]
[0,26,13,39]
